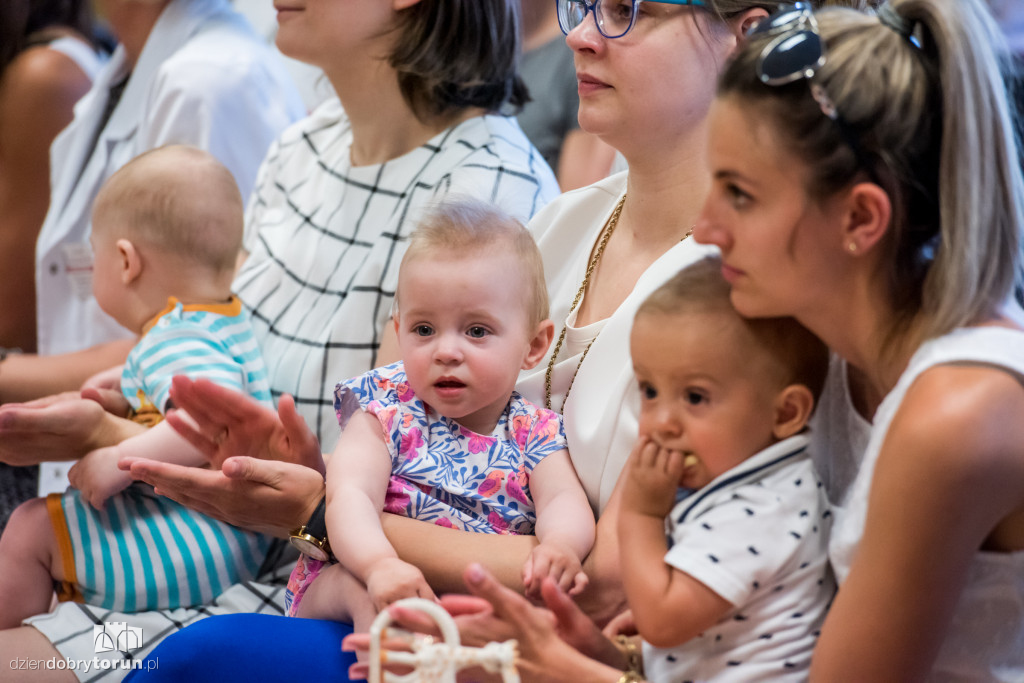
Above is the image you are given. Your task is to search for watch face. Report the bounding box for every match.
[289,535,329,562]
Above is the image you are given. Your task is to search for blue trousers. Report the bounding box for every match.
[125,614,356,681]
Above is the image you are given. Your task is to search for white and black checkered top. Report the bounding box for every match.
[234,98,560,448]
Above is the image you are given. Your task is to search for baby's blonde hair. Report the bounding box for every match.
[637,257,830,402]
[92,145,244,274]
[398,197,549,327]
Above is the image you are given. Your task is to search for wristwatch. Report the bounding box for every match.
[289,496,332,561]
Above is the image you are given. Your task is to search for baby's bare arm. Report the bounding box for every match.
[525,449,596,595]
[618,438,732,648]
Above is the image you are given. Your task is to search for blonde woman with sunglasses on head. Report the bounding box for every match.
[696,1,1024,680]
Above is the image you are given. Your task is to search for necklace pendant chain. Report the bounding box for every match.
[543,195,697,412]
[544,194,627,411]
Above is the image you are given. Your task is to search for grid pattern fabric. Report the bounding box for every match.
[234,99,560,448]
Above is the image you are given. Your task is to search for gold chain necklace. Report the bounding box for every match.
[544,194,626,411]
[543,195,695,412]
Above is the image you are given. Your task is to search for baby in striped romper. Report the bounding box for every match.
[0,146,273,627]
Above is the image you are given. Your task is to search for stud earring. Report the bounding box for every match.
[847,242,858,254]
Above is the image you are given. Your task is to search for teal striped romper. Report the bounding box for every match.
[50,297,273,612]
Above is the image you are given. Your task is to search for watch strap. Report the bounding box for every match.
[303,495,328,541]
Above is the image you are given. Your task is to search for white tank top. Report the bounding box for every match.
[820,327,1024,682]
[47,36,104,81]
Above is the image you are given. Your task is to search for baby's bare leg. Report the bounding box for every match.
[296,563,378,633]
[0,498,64,629]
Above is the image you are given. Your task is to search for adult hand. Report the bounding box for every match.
[345,564,627,682]
[165,376,324,474]
[123,455,325,537]
[0,393,143,465]
[455,565,627,682]
[80,386,132,418]
[619,436,684,520]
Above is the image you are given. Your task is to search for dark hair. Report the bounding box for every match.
[0,0,95,73]
[717,0,1024,345]
[389,0,528,122]
[637,256,830,402]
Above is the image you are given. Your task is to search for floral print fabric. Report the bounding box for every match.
[335,361,567,534]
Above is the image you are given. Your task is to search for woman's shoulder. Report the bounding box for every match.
[0,45,93,148]
[45,35,105,80]
[528,170,628,241]
[886,325,1024,480]
[429,115,560,222]
[447,114,543,164]
[150,11,302,114]
[441,115,560,174]
[0,44,93,108]
[267,98,347,151]
[902,360,1024,450]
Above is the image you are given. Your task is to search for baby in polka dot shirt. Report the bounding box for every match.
[617,256,835,682]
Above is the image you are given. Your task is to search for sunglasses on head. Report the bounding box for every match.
[748,2,826,85]
[747,3,879,182]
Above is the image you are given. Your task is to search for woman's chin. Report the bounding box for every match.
[728,288,784,320]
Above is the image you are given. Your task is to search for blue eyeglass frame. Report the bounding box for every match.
[557,0,708,39]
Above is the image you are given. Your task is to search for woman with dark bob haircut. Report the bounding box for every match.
[0,0,557,679]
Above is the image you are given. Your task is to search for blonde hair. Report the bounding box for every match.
[678,1,873,49]
[92,145,244,274]
[718,0,1024,345]
[702,0,875,21]
[637,257,830,402]
[398,197,548,327]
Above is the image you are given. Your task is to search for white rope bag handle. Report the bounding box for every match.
[368,598,520,683]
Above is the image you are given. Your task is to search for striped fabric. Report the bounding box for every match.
[44,296,275,615]
[27,543,296,682]
[121,296,272,415]
[50,485,270,612]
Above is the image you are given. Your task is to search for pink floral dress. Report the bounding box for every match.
[284,361,567,615]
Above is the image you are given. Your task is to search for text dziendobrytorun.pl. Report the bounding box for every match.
[10,657,158,673]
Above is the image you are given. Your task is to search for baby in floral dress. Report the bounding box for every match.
[285,198,596,633]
